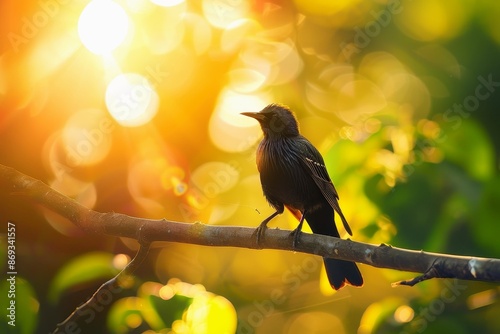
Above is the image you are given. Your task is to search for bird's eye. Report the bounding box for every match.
[269,114,285,133]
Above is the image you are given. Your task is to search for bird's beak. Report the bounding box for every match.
[241,112,265,120]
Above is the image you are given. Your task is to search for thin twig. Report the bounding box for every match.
[51,242,151,333]
[392,261,440,287]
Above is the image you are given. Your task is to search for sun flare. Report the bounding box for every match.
[78,0,130,55]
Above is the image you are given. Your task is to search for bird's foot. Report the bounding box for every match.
[289,211,306,248]
[252,210,280,247]
[290,228,301,248]
[252,223,267,247]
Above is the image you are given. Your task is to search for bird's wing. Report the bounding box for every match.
[299,139,353,236]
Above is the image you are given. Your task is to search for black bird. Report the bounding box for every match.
[242,103,363,290]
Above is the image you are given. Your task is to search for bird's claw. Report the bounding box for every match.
[290,213,305,248]
[290,228,301,248]
[253,211,280,247]
[253,224,267,247]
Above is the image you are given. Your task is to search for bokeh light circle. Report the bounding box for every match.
[105,73,159,127]
[202,0,250,29]
[78,0,130,54]
[395,0,469,41]
[61,109,113,166]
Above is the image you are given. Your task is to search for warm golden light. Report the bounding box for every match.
[61,109,113,166]
[4,0,494,331]
[78,0,130,54]
[202,0,250,29]
[467,289,498,310]
[287,312,345,334]
[161,166,187,195]
[208,89,271,152]
[159,284,175,300]
[190,162,239,198]
[294,0,355,16]
[112,254,131,270]
[184,294,237,334]
[127,157,171,215]
[150,0,185,7]
[105,73,159,127]
[395,0,469,41]
[394,305,414,323]
[227,68,267,93]
[220,19,260,53]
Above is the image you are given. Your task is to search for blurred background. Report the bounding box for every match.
[1,0,500,333]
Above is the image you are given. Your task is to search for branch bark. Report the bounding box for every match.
[2,163,500,284]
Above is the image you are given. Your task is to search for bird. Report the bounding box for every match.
[241,103,363,290]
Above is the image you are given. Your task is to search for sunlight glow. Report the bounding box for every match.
[185,294,237,333]
[150,0,185,7]
[190,162,239,198]
[142,2,187,54]
[61,109,113,166]
[202,0,250,29]
[294,0,355,16]
[394,305,415,323]
[161,165,187,196]
[220,19,260,53]
[105,73,159,127]
[208,89,271,152]
[78,0,130,54]
[127,157,171,215]
[395,0,469,41]
[467,289,498,310]
[112,254,131,270]
[288,312,345,334]
[44,176,97,236]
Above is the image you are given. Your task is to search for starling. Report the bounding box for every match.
[242,104,363,290]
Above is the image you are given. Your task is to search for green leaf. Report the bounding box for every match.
[365,165,444,249]
[147,294,193,330]
[107,297,144,334]
[48,252,118,303]
[359,297,405,333]
[473,175,500,253]
[106,294,194,332]
[439,120,494,181]
[324,133,385,180]
[424,193,470,252]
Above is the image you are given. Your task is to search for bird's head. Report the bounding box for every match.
[241,104,299,138]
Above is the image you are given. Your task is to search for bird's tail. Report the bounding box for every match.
[305,207,363,290]
[323,258,363,290]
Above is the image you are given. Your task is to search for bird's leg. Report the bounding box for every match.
[253,210,280,245]
[290,211,306,248]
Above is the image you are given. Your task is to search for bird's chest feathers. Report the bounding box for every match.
[256,138,320,210]
[256,139,298,175]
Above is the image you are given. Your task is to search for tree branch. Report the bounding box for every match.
[2,163,500,285]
